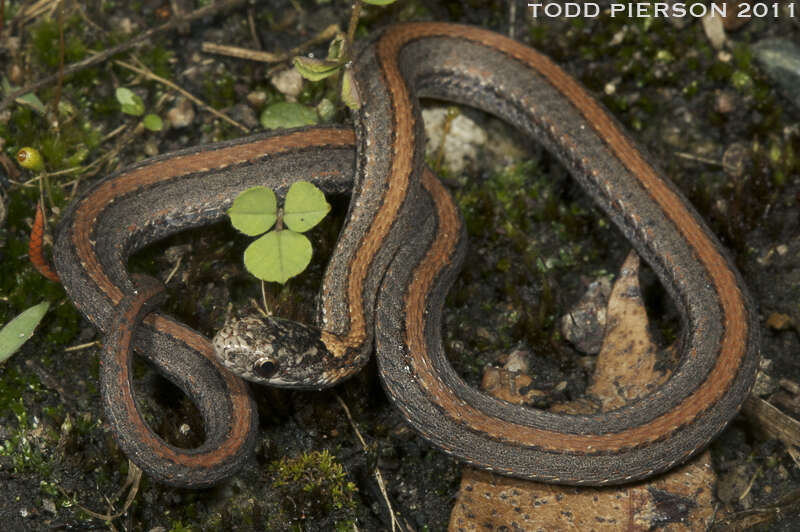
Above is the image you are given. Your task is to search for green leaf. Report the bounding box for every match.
[362,0,397,5]
[260,102,319,130]
[244,230,312,284]
[143,114,163,131]
[17,92,46,114]
[115,87,145,116]
[0,302,49,363]
[340,67,360,110]
[228,187,278,236]
[327,33,346,61]
[284,181,331,232]
[293,56,342,82]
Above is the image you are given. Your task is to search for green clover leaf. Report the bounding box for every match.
[284,181,331,232]
[228,186,278,236]
[244,230,312,284]
[115,87,145,116]
[260,102,319,129]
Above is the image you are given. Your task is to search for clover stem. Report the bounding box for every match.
[345,0,363,60]
[276,207,285,231]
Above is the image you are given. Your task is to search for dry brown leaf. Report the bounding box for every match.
[449,251,722,531]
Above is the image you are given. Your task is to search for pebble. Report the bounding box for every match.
[717,0,751,31]
[246,90,268,108]
[166,97,195,129]
[714,89,736,114]
[721,142,749,178]
[559,276,612,355]
[753,38,800,111]
[270,68,304,101]
[421,107,487,173]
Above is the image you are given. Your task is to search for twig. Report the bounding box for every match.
[12,0,59,26]
[114,58,248,133]
[60,461,143,522]
[335,393,400,532]
[74,1,107,35]
[674,151,722,166]
[53,0,65,115]
[201,24,340,64]
[260,280,271,316]
[247,7,261,50]
[508,0,517,39]
[345,1,363,59]
[164,255,182,285]
[64,340,100,352]
[0,0,249,112]
[201,43,287,63]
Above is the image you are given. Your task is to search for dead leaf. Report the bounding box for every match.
[449,251,723,531]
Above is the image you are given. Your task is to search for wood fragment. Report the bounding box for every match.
[742,394,800,448]
[201,23,340,64]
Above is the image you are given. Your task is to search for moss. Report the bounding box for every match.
[203,72,236,110]
[271,449,357,527]
[30,15,88,69]
[138,44,174,80]
[168,522,193,532]
[0,397,54,476]
[3,103,104,174]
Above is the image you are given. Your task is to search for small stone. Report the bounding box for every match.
[701,13,727,50]
[247,90,268,108]
[722,143,749,177]
[230,103,259,129]
[109,17,134,35]
[715,90,736,114]
[7,64,22,85]
[751,365,776,396]
[475,326,495,342]
[753,38,800,111]
[166,98,195,129]
[143,138,159,157]
[504,348,530,374]
[270,68,304,100]
[717,1,751,31]
[2,36,20,54]
[42,499,56,515]
[422,107,488,174]
[766,312,792,330]
[560,276,613,355]
[716,464,752,507]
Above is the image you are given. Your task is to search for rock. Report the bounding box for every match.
[166,98,195,129]
[753,38,800,111]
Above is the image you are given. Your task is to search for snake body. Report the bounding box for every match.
[54,129,356,486]
[54,22,759,487]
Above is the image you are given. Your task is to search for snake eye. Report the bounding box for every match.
[253,358,278,379]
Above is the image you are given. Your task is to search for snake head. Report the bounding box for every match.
[212,315,339,390]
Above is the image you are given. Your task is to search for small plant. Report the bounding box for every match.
[115,87,163,131]
[0,302,49,363]
[293,0,397,110]
[272,449,357,524]
[228,181,331,284]
[259,0,397,128]
[16,146,45,171]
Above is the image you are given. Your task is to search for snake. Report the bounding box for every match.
[52,22,759,487]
